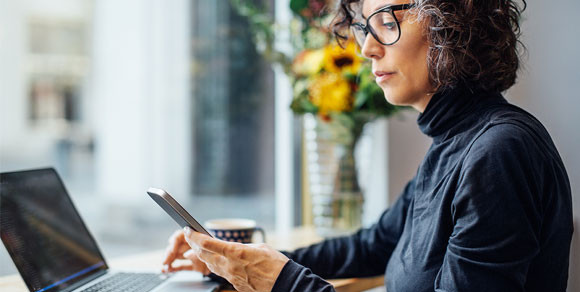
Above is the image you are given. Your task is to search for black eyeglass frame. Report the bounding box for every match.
[351,3,416,46]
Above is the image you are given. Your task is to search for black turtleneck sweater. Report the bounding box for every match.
[272,87,573,292]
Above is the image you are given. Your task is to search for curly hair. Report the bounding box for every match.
[331,0,527,93]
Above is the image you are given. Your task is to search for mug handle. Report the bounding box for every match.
[253,227,266,243]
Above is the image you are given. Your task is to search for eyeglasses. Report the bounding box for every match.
[350,3,416,47]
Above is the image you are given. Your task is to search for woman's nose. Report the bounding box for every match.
[361,34,384,60]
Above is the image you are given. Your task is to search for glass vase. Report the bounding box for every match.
[303,114,368,237]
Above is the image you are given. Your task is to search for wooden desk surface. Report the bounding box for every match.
[0,226,384,292]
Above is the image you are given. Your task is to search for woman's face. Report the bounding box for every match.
[360,0,434,112]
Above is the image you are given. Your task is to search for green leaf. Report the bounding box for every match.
[290,0,309,15]
[290,95,318,114]
[344,72,357,83]
[300,98,318,113]
[354,90,368,109]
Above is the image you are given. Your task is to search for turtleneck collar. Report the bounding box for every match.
[417,85,505,142]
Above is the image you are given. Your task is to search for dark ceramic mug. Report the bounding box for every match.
[204,218,265,244]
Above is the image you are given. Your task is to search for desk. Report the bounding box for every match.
[0,227,384,292]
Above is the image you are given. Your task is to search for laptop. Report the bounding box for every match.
[0,168,221,292]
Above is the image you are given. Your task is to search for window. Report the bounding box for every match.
[0,0,278,276]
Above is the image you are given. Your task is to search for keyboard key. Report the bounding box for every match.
[80,272,167,292]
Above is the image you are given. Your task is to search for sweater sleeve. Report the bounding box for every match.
[434,123,551,291]
[282,178,416,280]
[271,260,336,292]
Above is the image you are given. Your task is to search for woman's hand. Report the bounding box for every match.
[162,229,210,275]
[183,227,290,292]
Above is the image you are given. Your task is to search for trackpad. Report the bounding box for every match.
[156,272,220,292]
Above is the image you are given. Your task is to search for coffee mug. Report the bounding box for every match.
[204,218,266,244]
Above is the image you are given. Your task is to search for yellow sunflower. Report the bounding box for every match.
[323,41,363,75]
[309,73,353,115]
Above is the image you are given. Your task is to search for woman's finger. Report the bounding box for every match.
[183,249,211,275]
[176,244,190,258]
[163,244,190,266]
[163,230,186,265]
[196,249,224,265]
[163,243,178,265]
[196,249,228,276]
[183,227,233,256]
[162,263,194,273]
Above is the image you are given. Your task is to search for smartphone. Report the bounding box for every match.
[147,187,213,237]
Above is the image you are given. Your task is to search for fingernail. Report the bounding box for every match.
[183,226,191,235]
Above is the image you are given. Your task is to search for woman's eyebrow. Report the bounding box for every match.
[361,4,393,20]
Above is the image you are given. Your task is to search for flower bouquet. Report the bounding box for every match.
[233,0,398,130]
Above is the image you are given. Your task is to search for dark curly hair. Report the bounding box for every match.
[331,0,527,93]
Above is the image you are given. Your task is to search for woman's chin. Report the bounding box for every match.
[383,92,405,106]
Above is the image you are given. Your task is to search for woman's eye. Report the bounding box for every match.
[383,22,396,30]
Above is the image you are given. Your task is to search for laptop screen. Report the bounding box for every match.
[1,168,108,292]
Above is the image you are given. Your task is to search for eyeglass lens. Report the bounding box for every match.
[369,11,398,44]
[350,25,366,47]
[351,11,399,47]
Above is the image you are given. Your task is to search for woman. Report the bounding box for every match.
[163,0,573,291]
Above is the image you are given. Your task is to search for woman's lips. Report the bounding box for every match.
[373,71,396,83]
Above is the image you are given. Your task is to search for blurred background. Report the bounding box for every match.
[1,0,579,291]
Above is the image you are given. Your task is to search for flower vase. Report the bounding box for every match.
[304,114,367,237]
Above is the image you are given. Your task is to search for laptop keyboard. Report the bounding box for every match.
[80,272,168,292]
